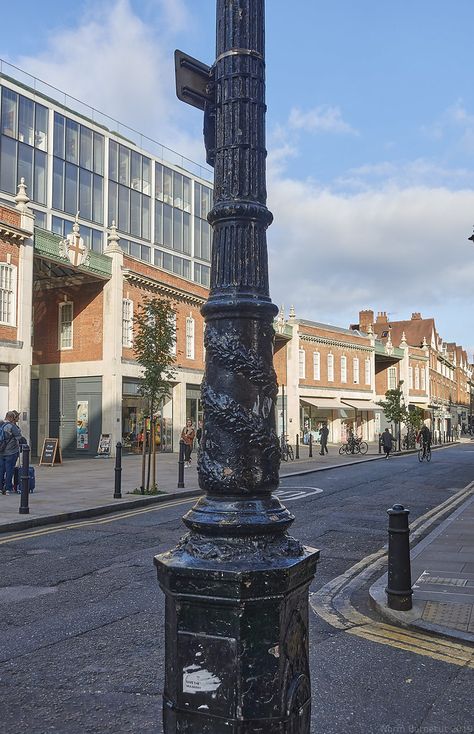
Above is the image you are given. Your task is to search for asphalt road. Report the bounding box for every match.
[0,445,473,733]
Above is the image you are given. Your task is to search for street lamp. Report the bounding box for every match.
[154,2,319,732]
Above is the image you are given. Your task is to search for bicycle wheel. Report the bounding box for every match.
[287,446,294,461]
[281,448,288,462]
[418,448,424,462]
[426,447,431,462]
[339,445,346,455]
[358,441,368,455]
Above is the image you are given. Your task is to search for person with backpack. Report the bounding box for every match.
[0,411,22,495]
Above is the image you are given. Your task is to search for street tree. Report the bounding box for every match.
[133,296,176,491]
[377,381,408,450]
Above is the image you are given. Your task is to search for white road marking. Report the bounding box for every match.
[275,487,323,501]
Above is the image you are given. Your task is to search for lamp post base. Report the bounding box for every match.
[155,533,319,733]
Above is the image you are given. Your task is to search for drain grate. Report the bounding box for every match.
[416,571,468,588]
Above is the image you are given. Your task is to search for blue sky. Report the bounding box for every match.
[2,0,474,353]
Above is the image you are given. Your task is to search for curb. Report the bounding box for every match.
[0,489,202,535]
[368,491,474,644]
[0,442,459,535]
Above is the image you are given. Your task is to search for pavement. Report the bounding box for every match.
[1,439,472,649]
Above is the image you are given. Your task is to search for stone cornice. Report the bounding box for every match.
[123,270,205,306]
[300,334,373,353]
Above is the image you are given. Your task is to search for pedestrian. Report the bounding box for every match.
[319,423,329,455]
[196,419,203,447]
[0,411,22,495]
[381,427,394,459]
[181,419,195,467]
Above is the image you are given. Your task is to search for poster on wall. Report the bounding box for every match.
[77,401,89,449]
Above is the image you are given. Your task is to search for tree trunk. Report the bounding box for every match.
[140,421,146,495]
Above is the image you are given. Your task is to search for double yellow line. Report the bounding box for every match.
[0,496,195,546]
[311,481,474,668]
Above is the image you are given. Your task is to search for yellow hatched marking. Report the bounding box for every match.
[0,497,195,545]
[347,623,474,668]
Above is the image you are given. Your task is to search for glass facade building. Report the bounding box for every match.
[0,67,213,285]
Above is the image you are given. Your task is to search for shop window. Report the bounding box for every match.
[122,298,133,347]
[59,301,73,350]
[186,315,195,359]
[0,263,16,326]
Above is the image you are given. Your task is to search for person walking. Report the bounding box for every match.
[319,423,329,455]
[381,427,394,459]
[196,420,203,447]
[181,419,195,467]
[0,411,22,494]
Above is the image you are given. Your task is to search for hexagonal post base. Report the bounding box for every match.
[155,534,319,733]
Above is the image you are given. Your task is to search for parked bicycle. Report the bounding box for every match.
[339,436,368,456]
[280,435,294,461]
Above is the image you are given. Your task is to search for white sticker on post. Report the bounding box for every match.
[182,665,222,694]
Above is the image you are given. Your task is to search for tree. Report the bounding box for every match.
[377,381,407,451]
[133,296,176,491]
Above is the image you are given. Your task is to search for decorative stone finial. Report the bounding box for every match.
[289,305,296,321]
[276,304,285,332]
[385,331,393,355]
[400,331,407,347]
[422,335,428,349]
[72,211,80,236]
[367,322,373,335]
[106,220,122,253]
[14,178,30,212]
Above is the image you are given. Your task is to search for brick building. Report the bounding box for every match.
[1,191,206,457]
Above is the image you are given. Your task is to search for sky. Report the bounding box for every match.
[2,0,474,354]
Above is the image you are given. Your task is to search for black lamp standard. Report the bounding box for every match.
[154,2,319,732]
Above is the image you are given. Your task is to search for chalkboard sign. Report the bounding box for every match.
[39,438,62,466]
[97,433,111,457]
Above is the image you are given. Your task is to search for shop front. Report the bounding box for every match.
[122,378,174,453]
[340,399,380,443]
[185,385,202,432]
[300,397,346,444]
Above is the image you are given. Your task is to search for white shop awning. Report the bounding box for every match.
[341,399,382,411]
[301,397,345,410]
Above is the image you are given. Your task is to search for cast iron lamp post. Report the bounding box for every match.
[154,1,319,731]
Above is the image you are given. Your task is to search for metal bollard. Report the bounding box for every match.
[114,441,122,499]
[177,439,185,489]
[385,504,413,611]
[19,444,30,515]
[295,434,299,460]
[378,433,382,454]
[443,430,446,444]
[309,433,313,458]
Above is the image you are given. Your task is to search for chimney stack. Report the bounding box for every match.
[359,309,374,332]
[411,312,422,320]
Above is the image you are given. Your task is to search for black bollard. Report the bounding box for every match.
[114,441,122,499]
[443,430,446,444]
[18,444,30,515]
[378,433,382,454]
[295,433,299,459]
[385,504,413,611]
[177,439,185,489]
[309,433,313,458]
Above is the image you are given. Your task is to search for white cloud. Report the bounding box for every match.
[288,105,358,136]
[267,175,474,351]
[12,0,207,168]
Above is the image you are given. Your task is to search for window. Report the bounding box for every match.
[194,181,213,262]
[340,355,347,383]
[415,367,420,390]
[299,349,306,379]
[59,302,73,350]
[409,366,413,389]
[353,357,359,384]
[0,264,16,326]
[388,367,397,390]
[313,351,320,380]
[122,299,133,347]
[0,87,48,203]
[170,312,177,356]
[421,368,426,391]
[186,315,195,359]
[365,357,371,385]
[327,353,334,382]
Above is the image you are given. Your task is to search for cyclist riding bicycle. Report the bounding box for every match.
[416,424,431,458]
